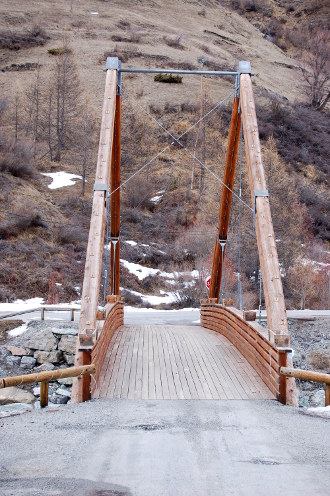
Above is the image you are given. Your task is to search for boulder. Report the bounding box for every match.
[52,327,78,336]
[310,389,325,408]
[34,350,63,364]
[58,335,76,354]
[56,388,71,398]
[23,328,57,352]
[0,387,35,405]
[7,346,32,357]
[50,392,69,404]
[5,355,21,367]
[57,377,73,386]
[63,353,74,365]
[20,356,36,370]
[310,352,330,371]
[34,362,55,372]
[33,386,40,396]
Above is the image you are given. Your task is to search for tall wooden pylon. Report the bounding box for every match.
[209,61,290,347]
[208,97,241,301]
[72,59,119,403]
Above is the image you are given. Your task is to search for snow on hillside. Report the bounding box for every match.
[41,172,83,189]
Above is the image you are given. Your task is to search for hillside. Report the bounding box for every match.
[0,0,329,308]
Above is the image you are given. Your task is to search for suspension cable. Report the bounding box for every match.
[107,92,240,200]
[127,93,253,213]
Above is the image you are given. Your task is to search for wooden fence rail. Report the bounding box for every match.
[280,367,330,407]
[0,365,95,408]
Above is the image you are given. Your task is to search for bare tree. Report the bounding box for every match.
[301,29,330,111]
[25,63,41,157]
[43,48,81,162]
[79,108,95,196]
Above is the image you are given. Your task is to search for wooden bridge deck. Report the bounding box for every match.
[93,324,274,400]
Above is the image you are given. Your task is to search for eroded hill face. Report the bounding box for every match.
[0,0,328,307]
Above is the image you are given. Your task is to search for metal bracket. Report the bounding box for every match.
[253,189,269,229]
[78,331,95,351]
[104,57,122,95]
[93,183,108,192]
[218,237,227,252]
[237,60,252,75]
[236,60,253,96]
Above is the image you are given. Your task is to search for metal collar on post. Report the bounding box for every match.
[236,60,253,96]
[105,57,122,95]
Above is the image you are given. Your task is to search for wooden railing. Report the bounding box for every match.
[91,300,124,396]
[280,367,330,407]
[0,365,95,408]
[200,302,293,402]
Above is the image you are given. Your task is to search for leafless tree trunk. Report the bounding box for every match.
[301,29,329,111]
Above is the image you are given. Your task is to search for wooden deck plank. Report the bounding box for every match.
[162,326,189,399]
[141,325,149,400]
[155,328,171,400]
[94,324,274,401]
[99,326,126,398]
[148,325,156,400]
[160,326,179,399]
[134,326,144,399]
[127,326,140,399]
[120,326,136,399]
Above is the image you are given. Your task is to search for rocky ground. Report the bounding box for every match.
[288,318,329,407]
[0,320,77,415]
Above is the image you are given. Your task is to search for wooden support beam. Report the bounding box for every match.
[209,97,241,300]
[110,94,121,295]
[240,73,289,347]
[72,68,117,404]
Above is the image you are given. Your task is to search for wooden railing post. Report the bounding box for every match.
[326,384,330,407]
[40,381,49,408]
[278,350,288,405]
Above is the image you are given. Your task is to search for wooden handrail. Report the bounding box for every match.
[280,367,330,407]
[0,365,95,408]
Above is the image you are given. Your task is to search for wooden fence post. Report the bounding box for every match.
[40,381,49,408]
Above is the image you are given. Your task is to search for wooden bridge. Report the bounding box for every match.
[72,59,297,406]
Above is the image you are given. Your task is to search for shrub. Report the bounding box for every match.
[154,74,182,84]
[0,140,35,179]
[48,47,72,56]
[0,25,48,50]
[56,226,86,245]
[163,35,185,50]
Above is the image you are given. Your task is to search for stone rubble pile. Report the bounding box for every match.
[0,321,78,413]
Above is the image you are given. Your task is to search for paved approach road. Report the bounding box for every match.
[1,399,329,496]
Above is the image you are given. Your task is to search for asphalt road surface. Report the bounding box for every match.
[0,399,329,495]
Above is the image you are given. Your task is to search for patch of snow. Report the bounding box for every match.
[55,283,62,287]
[0,297,44,312]
[90,11,99,15]
[150,195,163,203]
[122,287,178,305]
[125,240,137,247]
[9,323,28,337]
[41,172,83,190]
[192,319,201,324]
[141,243,149,248]
[304,406,330,419]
